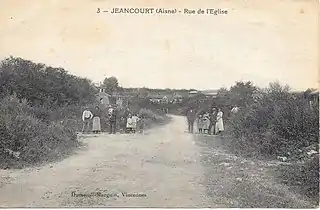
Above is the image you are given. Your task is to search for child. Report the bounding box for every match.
[131,113,140,133]
[126,114,134,133]
[197,114,204,134]
[202,112,210,134]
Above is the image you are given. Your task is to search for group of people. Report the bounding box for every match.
[81,105,144,134]
[187,107,225,135]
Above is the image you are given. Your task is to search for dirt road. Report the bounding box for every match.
[0,116,315,207]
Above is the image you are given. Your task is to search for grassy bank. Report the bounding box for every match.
[0,95,81,169]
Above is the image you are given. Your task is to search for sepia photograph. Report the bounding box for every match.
[0,0,319,208]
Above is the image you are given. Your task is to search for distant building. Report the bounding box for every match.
[189,89,219,98]
[200,89,219,98]
[112,92,132,108]
[148,94,170,104]
[188,90,199,97]
[97,87,111,108]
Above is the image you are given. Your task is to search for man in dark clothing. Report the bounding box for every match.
[108,107,117,134]
[187,108,196,133]
[209,108,217,135]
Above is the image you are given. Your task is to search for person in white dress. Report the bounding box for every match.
[215,108,224,134]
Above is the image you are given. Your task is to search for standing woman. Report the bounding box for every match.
[215,108,224,134]
[92,106,102,134]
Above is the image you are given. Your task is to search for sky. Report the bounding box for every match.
[0,0,318,91]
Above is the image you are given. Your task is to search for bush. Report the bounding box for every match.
[0,95,79,169]
[225,82,319,201]
[0,57,98,108]
[228,83,319,157]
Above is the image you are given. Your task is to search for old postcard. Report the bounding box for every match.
[0,0,319,208]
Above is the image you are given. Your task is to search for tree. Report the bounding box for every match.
[138,87,149,99]
[0,57,97,108]
[102,76,119,94]
[229,81,257,107]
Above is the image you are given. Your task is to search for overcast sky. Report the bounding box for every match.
[0,0,318,90]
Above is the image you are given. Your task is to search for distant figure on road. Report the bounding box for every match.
[108,106,117,134]
[82,107,93,133]
[202,112,210,134]
[215,108,224,134]
[186,108,196,133]
[92,106,101,134]
[197,114,204,134]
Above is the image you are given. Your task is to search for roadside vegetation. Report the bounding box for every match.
[0,57,168,169]
[183,81,319,203]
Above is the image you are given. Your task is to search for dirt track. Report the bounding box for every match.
[0,116,315,207]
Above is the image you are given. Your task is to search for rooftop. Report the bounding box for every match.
[200,89,219,96]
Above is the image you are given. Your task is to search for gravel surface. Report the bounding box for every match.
[0,115,316,207]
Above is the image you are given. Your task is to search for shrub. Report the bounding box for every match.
[0,95,79,169]
[0,57,98,108]
[228,83,319,157]
[225,82,319,201]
